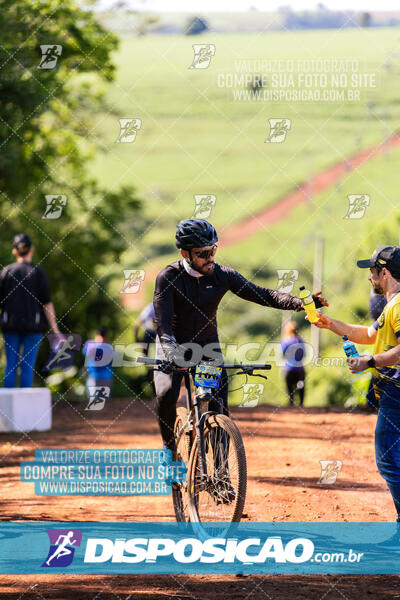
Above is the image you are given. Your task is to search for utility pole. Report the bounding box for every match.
[281,310,291,339]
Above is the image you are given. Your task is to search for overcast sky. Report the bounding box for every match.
[107,0,400,11]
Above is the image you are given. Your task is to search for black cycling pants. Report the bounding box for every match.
[285,368,305,406]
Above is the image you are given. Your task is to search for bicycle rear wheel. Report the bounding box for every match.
[187,414,246,523]
[172,406,191,522]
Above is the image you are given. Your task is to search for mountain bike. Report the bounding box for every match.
[137,356,271,524]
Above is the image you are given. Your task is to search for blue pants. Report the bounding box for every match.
[2,332,43,388]
[375,407,400,521]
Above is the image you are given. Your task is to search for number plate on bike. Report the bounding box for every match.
[194,364,222,389]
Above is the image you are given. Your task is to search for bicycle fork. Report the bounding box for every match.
[193,391,213,490]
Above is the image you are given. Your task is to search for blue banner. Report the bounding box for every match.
[1,522,400,574]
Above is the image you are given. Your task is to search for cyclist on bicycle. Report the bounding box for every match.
[153,219,327,451]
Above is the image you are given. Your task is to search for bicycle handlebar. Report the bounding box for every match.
[136,356,271,370]
[224,363,272,370]
[136,357,165,365]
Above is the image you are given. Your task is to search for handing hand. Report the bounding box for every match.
[307,311,331,329]
[312,291,329,308]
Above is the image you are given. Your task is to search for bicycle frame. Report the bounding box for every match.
[137,357,272,486]
[179,367,221,488]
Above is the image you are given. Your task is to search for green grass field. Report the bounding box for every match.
[89,27,400,405]
[91,28,400,233]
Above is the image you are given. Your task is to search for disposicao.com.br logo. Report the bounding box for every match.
[82,536,364,566]
[84,536,320,564]
[33,526,367,573]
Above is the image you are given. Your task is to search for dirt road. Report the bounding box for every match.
[218,131,400,247]
[0,398,399,598]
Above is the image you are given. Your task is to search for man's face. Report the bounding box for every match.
[369,266,385,294]
[182,245,217,275]
[12,246,34,260]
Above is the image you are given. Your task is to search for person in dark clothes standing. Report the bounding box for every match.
[281,321,306,407]
[0,234,62,387]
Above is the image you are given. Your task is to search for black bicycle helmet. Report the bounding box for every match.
[175,219,218,249]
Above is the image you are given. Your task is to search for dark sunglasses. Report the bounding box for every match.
[192,245,218,259]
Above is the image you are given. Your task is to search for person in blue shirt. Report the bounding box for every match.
[281,321,306,407]
[82,327,113,398]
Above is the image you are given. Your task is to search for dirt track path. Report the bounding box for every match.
[218,131,400,246]
[0,399,398,598]
[0,400,390,524]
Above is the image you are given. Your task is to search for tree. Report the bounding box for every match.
[0,0,143,338]
[184,16,208,35]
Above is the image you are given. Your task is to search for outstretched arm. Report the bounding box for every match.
[226,267,328,312]
[312,312,376,345]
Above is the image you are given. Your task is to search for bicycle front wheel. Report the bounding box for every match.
[187,414,247,523]
[172,406,191,522]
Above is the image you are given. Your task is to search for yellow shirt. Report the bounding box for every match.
[372,291,400,391]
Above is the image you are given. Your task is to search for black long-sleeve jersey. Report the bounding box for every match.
[153,260,303,352]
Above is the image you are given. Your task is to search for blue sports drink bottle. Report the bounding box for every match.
[342,335,363,374]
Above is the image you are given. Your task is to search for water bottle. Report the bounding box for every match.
[299,286,319,323]
[342,335,363,374]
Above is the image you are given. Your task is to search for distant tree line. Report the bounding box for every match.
[278,6,374,29]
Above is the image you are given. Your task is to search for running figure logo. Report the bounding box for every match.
[43,334,81,373]
[115,118,142,143]
[42,529,82,568]
[344,195,370,219]
[265,119,291,143]
[189,44,216,69]
[192,195,216,219]
[86,386,110,411]
[120,270,145,294]
[38,45,62,69]
[42,195,67,219]
[240,383,264,408]
[276,269,299,294]
[318,460,342,484]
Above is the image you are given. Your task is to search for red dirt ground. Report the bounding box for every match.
[0,398,399,598]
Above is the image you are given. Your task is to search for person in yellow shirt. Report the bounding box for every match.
[314,245,400,521]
